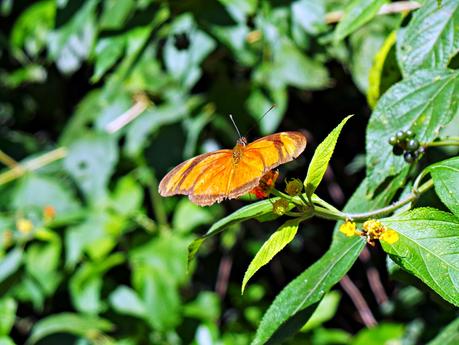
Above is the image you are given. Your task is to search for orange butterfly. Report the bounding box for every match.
[158,132,306,206]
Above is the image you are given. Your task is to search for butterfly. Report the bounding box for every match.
[158,132,306,206]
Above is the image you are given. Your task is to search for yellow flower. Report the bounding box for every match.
[16,218,33,234]
[339,221,357,237]
[380,229,399,244]
[272,199,289,216]
[363,219,384,237]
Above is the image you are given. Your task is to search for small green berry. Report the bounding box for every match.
[406,130,415,138]
[395,130,406,141]
[406,139,419,151]
[392,146,403,156]
[388,136,398,145]
[404,152,416,163]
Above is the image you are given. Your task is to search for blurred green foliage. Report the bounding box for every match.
[0,0,458,344]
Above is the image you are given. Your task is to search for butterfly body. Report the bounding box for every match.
[158,132,306,206]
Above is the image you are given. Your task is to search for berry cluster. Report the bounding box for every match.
[388,130,425,163]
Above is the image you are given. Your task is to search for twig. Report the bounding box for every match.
[0,147,67,186]
[340,275,377,327]
[216,254,233,298]
[105,94,150,133]
[0,150,21,169]
[325,1,422,24]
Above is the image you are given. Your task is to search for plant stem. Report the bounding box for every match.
[424,140,459,148]
[344,179,433,221]
[325,1,421,24]
[0,147,67,186]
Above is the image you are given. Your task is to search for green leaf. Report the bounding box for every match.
[47,0,98,74]
[99,0,135,30]
[367,30,399,108]
[125,102,190,157]
[242,219,301,294]
[172,199,220,234]
[427,157,459,217]
[246,87,287,135]
[304,115,352,199]
[0,298,17,336]
[427,317,459,345]
[0,248,23,284]
[163,14,216,89]
[25,241,62,296]
[111,175,144,216]
[381,208,459,306]
[291,0,326,35]
[352,323,404,345]
[65,211,125,267]
[334,0,388,42]
[10,0,55,59]
[366,69,459,195]
[64,133,118,203]
[0,336,15,345]
[300,291,341,332]
[27,313,114,345]
[397,0,459,76]
[254,38,329,91]
[109,285,146,318]
[92,35,126,82]
[252,237,365,345]
[69,253,124,314]
[12,174,80,216]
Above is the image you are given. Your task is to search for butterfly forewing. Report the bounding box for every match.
[158,131,306,206]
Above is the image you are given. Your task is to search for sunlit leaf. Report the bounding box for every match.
[252,237,365,345]
[242,218,301,293]
[381,208,459,306]
[397,0,459,76]
[109,285,146,318]
[64,133,118,203]
[427,157,459,217]
[427,317,459,345]
[0,298,16,336]
[27,313,114,345]
[334,0,388,42]
[366,69,459,195]
[0,248,23,284]
[304,115,352,199]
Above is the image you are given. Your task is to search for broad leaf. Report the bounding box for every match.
[64,133,118,203]
[27,313,114,345]
[334,0,388,42]
[252,237,365,345]
[12,174,80,216]
[109,285,146,318]
[47,0,98,74]
[427,157,459,217]
[304,115,352,198]
[367,31,399,108]
[242,219,301,293]
[0,248,23,284]
[0,298,16,336]
[397,0,459,76]
[427,317,459,345]
[366,69,459,195]
[381,208,459,306]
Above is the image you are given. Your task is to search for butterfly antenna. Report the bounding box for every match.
[246,104,276,138]
[229,114,243,139]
